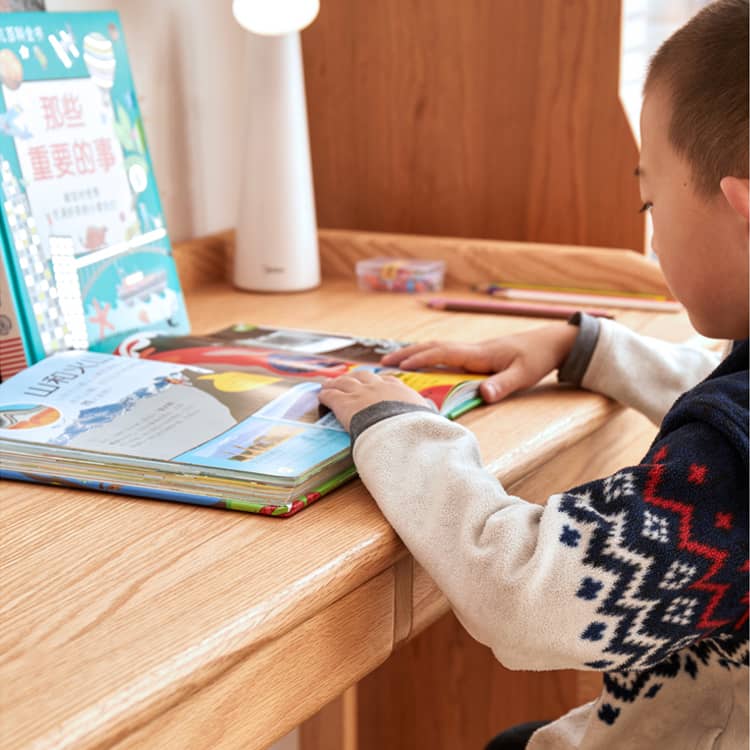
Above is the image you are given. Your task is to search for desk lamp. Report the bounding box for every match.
[231,0,321,291]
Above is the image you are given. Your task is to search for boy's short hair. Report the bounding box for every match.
[645,0,749,196]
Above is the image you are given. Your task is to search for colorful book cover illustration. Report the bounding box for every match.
[116,325,484,420]
[210,322,407,363]
[0,350,354,516]
[0,11,188,367]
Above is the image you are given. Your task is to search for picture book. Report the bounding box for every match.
[0,325,485,516]
[0,11,189,373]
[115,324,484,420]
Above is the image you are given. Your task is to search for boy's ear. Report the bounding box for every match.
[719,176,750,222]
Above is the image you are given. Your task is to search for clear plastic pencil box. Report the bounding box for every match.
[356,258,445,293]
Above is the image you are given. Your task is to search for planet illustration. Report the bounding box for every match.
[0,49,23,90]
[0,404,61,430]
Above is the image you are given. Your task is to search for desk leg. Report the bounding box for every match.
[299,687,358,750]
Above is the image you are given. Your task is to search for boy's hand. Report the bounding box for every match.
[319,370,430,431]
[380,323,579,403]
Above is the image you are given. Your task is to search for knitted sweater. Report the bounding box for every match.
[350,320,749,750]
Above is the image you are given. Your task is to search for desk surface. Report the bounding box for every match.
[1,266,697,750]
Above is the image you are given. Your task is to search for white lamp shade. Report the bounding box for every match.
[232,0,320,36]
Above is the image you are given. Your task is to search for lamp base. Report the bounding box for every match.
[232,237,321,293]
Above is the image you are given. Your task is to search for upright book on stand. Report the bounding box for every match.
[0,11,188,379]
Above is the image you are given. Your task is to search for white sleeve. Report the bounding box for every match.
[580,319,722,425]
[353,410,743,672]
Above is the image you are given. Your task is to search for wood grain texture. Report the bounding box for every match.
[299,689,358,750]
[110,577,390,750]
[2,236,698,750]
[172,231,234,293]
[301,0,644,251]
[173,229,673,297]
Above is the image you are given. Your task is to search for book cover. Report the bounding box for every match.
[0,350,354,515]
[0,11,188,367]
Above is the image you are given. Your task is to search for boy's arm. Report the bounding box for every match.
[352,410,747,672]
[559,314,722,425]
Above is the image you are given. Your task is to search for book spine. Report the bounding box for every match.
[1,468,243,510]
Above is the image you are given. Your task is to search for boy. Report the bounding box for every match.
[318,1,749,748]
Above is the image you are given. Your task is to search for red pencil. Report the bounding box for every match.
[423,297,615,319]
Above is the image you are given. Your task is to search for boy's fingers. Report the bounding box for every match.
[380,342,437,365]
[399,344,476,371]
[318,387,348,405]
[320,370,381,392]
[349,369,380,383]
[320,376,358,392]
[317,388,334,405]
[480,364,526,403]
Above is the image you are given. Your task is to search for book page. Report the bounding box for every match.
[0,351,350,481]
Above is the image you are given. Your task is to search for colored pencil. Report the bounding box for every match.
[473,282,671,301]
[484,287,682,313]
[424,298,614,320]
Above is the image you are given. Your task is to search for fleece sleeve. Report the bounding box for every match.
[577,319,722,426]
[353,411,748,672]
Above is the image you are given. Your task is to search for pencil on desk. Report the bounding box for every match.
[483,287,682,313]
[473,282,671,301]
[424,297,615,319]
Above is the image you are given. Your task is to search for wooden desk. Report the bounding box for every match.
[1,231,697,750]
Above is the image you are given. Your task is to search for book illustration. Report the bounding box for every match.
[0,47,22,88]
[0,350,351,480]
[175,411,350,478]
[82,31,113,108]
[213,323,406,363]
[0,401,59,428]
[115,331,484,417]
[0,11,189,366]
[118,338,358,380]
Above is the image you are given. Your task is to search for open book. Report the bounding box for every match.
[0,324,484,516]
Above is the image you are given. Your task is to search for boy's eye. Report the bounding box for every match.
[639,201,653,213]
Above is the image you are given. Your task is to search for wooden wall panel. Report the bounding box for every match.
[302,0,645,251]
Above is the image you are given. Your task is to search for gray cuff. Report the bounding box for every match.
[557,312,601,385]
[349,401,439,444]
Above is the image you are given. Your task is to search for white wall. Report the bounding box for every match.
[619,0,712,256]
[46,0,249,242]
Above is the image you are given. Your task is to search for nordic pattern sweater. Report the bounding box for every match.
[349,320,749,750]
